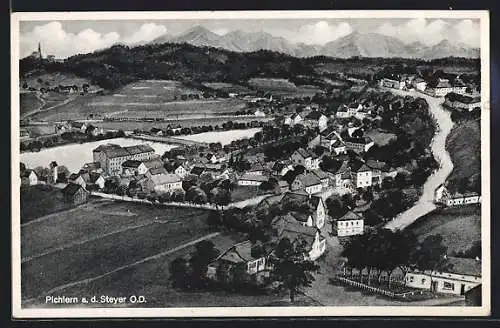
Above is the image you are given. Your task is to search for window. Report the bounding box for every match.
[421,278,426,284]
[409,276,414,283]
[443,281,454,290]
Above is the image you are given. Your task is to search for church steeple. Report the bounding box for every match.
[38,42,42,59]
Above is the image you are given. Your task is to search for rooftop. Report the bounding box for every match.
[337,210,364,222]
[150,173,182,185]
[239,173,268,182]
[122,160,143,168]
[62,182,85,196]
[294,173,322,187]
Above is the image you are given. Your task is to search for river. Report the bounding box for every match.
[384,89,454,231]
[20,138,177,173]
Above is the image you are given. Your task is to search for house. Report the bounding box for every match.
[272,160,294,176]
[150,173,183,194]
[81,162,103,174]
[331,140,347,155]
[237,173,268,186]
[246,161,267,176]
[278,180,289,193]
[284,112,302,126]
[86,125,103,136]
[279,192,327,229]
[336,103,363,119]
[304,110,328,132]
[146,166,168,178]
[434,184,448,204]
[463,192,481,204]
[311,169,330,188]
[428,79,453,97]
[62,183,89,205]
[122,160,148,177]
[254,109,266,117]
[69,121,87,133]
[205,153,219,164]
[444,92,481,112]
[365,159,397,185]
[451,78,467,94]
[68,173,87,190]
[88,173,105,190]
[291,148,320,170]
[351,163,373,189]
[93,144,156,176]
[271,215,326,261]
[343,136,374,153]
[412,77,427,91]
[332,210,364,237]
[206,241,270,285]
[405,257,481,296]
[447,192,465,206]
[168,162,188,178]
[381,77,406,90]
[20,128,31,141]
[291,173,323,195]
[21,170,38,186]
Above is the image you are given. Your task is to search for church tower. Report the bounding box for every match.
[38,42,42,60]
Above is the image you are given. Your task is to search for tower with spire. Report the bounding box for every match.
[38,42,42,60]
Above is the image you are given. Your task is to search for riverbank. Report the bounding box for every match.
[383,89,454,231]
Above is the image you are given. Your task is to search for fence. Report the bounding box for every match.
[90,191,217,210]
[335,276,427,300]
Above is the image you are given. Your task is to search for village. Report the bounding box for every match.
[19,66,483,306]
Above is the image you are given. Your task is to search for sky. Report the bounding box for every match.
[19,18,481,59]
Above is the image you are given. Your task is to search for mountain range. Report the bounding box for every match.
[150,26,479,60]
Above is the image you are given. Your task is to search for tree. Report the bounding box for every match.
[169,257,190,290]
[56,165,70,183]
[341,193,355,209]
[34,166,51,182]
[269,237,320,303]
[326,195,347,220]
[20,163,26,175]
[213,188,231,211]
[188,240,221,289]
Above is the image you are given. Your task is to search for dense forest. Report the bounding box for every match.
[20,42,481,91]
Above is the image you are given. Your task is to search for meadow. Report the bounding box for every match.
[407,205,481,254]
[20,93,43,115]
[445,119,481,192]
[248,77,323,98]
[28,79,249,122]
[21,199,214,301]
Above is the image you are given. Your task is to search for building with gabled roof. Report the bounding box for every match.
[237,173,268,186]
[332,210,364,237]
[343,136,374,153]
[271,214,326,261]
[150,173,183,194]
[291,148,320,170]
[291,172,323,195]
[405,257,481,296]
[93,143,156,176]
[62,182,89,205]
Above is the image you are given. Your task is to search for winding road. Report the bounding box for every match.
[383,88,455,231]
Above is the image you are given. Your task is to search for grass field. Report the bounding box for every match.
[24,232,287,308]
[21,72,99,93]
[21,199,214,301]
[20,184,74,224]
[407,205,481,254]
[230,185,261,202]
[248,77,323,98]
[20,93,43,115]
[445,119,481,192]
[29,79,249,122]
[202,82,255,94]
[93,116,272,131]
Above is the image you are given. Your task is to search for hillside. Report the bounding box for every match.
[445,119,481,193]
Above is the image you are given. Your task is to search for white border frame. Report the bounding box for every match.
[11,10,491,318]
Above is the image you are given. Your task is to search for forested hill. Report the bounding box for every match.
[20,43,320,90]
[19,42,481,91]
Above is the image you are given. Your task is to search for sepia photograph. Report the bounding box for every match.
[11,10,490,318]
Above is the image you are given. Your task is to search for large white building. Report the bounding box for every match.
[291,148,320,170]
[150,173,183,193]
[93,144,156,176]
[352,163,373,189]
[332,210,364,237]
[405,257,481,296]
[444,92,481,112]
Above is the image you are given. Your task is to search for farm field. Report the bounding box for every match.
[174,128,262,146]
[23,231,285,308]
[407,205,481,254]
[20,93,43,115]
[445,119,481,192]
[21,199,215,302]
[28,80,250,122]
[202,82,255,94]
[94,116,272,131]
[248,77,323,98]
[21,72,99,93]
